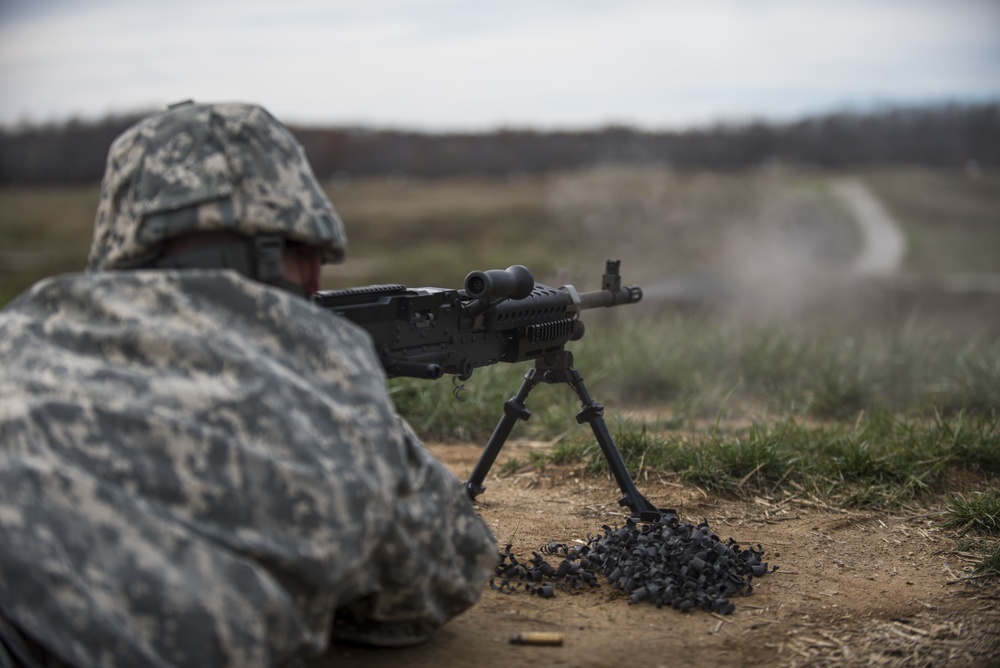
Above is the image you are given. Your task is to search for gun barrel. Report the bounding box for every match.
[577,285,643,310]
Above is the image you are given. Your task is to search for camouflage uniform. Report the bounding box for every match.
[0,103,498,667]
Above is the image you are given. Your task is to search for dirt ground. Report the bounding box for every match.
[313,441,1000,668]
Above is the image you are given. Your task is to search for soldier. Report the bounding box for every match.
[0,102,498,667]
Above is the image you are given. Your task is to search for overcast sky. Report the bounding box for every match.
[1,0,998,131]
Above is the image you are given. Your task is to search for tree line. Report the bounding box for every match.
[1,102,997,185]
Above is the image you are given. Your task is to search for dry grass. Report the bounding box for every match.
[0,186,98,301]
[4,166,998,299]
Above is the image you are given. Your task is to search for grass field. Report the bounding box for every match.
[3,166,999,295]
[865,168,1000,273]
[2,165,999,575]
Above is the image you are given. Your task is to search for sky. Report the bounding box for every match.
[1,0,998,131]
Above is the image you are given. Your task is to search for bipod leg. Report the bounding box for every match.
[465,367,542,501]
[537,352,665,522]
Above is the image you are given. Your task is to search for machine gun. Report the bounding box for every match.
[314,260,664,520]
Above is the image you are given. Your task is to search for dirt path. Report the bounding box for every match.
[311,443,1000,668]
[641,176,910,309]
[831,178,907,277]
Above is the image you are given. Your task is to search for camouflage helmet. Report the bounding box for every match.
[87,101,347,270]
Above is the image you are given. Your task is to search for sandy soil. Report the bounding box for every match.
[311,442,1000,668]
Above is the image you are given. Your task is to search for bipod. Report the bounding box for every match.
[465,350,667,522]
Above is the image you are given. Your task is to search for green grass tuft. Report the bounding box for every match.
[528,411,997,509]
[944,490,1000,536]
[945,490,1000,580]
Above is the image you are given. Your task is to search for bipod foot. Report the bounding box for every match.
[466,481,486,501]
[629,507,679,524]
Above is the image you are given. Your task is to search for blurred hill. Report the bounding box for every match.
[1,103,997,185]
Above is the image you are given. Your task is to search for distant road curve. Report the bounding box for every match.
[830,178,1000,295]
[643,175,1000,305]
[831,178,906,276]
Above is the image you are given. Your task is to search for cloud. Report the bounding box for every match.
[1,0,998,128]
